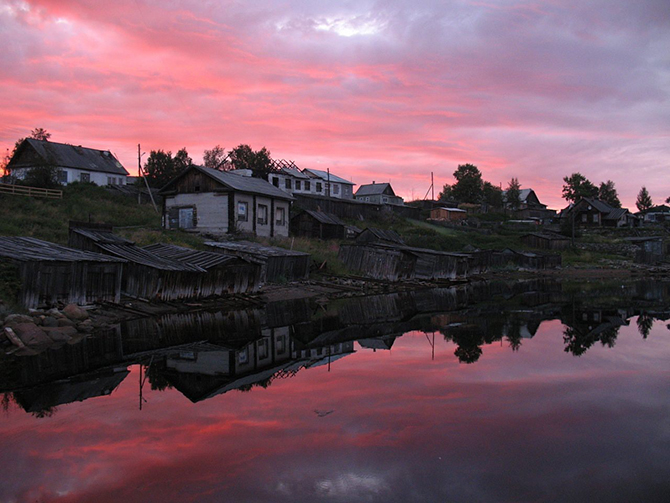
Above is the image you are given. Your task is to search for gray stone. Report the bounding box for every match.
[3,326,26,348]
[42,316,59,328]
[9,322,52,346]
[63,304,89,321]
[57,318,76,328]
[4,314,34,325]
[42,326,78,342]
[46,308,66,319]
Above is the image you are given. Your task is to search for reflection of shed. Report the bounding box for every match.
[356,227,405,246]
[623,237,667,264]
[430,207,468,222]
[521,231,571,250]
[338,243,473,281]
[69,223,208,301]
[0,236,125,308]
[143,243,262,294]
[290,210,346,240]
[204,240,310,283]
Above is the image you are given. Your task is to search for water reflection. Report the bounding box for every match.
[1,279,670,502]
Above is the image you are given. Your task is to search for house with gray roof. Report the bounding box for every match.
[302,168,355,199]
[354,182,403,206]
[159,165,293,237]
[563,197,638,228]
[7,139,129,186]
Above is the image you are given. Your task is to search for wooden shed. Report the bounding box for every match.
[492,249,562,270]
[290,210,346,240]
[68,223,209,301]
[520,231,571,251]
[338,243,473,281]
[356,227,405,246]
[430,206,468,222]
[204,240,310,283]
[143,243,262,294]
[0,236,124,309]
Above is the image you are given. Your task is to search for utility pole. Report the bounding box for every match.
[138,143,159,213]
[431,172,434,201]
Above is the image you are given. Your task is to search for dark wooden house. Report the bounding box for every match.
[68,223,209,301]
[429,206,468,222]
[0,236,124,309]
[356,227,405,246]
[143,243,262,294]
[521,231,571,251]
[290,210,346,240]
[562,198,637,228]
[204,240,310,283]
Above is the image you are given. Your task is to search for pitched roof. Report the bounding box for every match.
[357,227,405,245]
[300,210,345,226]
[302,168,354,186]
[143,243,249,269]
[163,166,293,200]
[355,182,396,197]
[204,240,310,258]
[581,198,629,221]
[0,236,125,263]
[9,139,129,175]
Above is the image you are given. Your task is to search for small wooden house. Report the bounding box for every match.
[159,166,294,237]
[354,182,404,206]
[430,206,468,222]
[521,231,571,251]
[143,243,262,294]
[69,223,209,301]
[204,240,310,283]
[0,236,125,308]
[290,210,346,240]
[356,227,405,246]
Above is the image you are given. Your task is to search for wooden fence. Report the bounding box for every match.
[0,183,63,199]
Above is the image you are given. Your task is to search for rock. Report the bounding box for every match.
[42,326,78,342]
[4,314,34,325]
[76,319,94,333]
[47,308,66,319]
[8,322,52,346]
[42,316,59,328]
[57,318,76,328]
[3,327,26,348]
[63,304,89,321]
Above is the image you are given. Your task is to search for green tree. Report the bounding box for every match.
[173,147,194,173]
[505,177,522,211]
[143,150,176,188]
[636,186,653,212]
[30,128,51,141]
[4,127,52,178]
[562,173,598,202]
[22,161,59,188]
[482,181,503,209]
[203,144,228,170]
[228,144,273,179]
[451,163,483,204]
[438,183,453,202]
[598,180,621,208]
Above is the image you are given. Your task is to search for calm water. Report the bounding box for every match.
[1,280,669,502]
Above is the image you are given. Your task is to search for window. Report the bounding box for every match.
[295,180,301,190]
[257,204,268,225]
[58,170,68,183]
[304,180,311,191]
[382,197,388,203]
[581,214,587,223]
[272,177,279,187]
[276,207,286,226]
[316,182,322,193]
[80,172,90,183]
[593,214,599,223]
[277,334,286,353]
[333,184,340,195]
[237,201,248,221]
[258,338,269,360]
[285,179,292,189]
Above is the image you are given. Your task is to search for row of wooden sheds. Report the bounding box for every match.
[0,223,311,308]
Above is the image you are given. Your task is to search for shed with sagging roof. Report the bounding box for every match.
[0,236,125,308]
[205,240,310,283]
[68,222,209,301]
[520,231,571,250]
[143,243,262,294]
[290,209,346,240]
[356,227,405,246]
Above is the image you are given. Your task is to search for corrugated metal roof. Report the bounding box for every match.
[205,240,310,257]
[10,139,129,175]
[0,236,125,263]
[143,243,246,269]
[355,183,393,197]
[197,166,294,200]
[303,168,354,186]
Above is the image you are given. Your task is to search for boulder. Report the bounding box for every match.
[63,304,89,321]
[47,308,66,319]
[8,322,52,346]
[76,319,94,333]
[57,318,76,328]
[42,326,78,342]
[42,316,59,328]
[4,314,35,325]
[3,326,26,348]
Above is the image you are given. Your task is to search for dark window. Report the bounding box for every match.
[304,181,311,191]
[276,207,286,226]
[80,173,90,183]
[272,177,279,187]
[58,170,68,183]
[257,204,268,225]
[295,180,301,190]
[285,179,292,189]
[316,182,322,193]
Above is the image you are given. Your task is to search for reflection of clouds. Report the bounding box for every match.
[315,473,389,497]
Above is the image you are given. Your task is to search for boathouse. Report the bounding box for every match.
[520,231,571,251]
[143,243,262,294]
[0,236,125,308]
[68,223,208,301]
[355,227,405,246]
[204,240,310,283]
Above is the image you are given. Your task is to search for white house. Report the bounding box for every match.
[7,139,129,186]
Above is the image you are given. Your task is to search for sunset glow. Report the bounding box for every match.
[1,0,668,208]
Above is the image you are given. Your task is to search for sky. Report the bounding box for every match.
[1,0,669,209]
